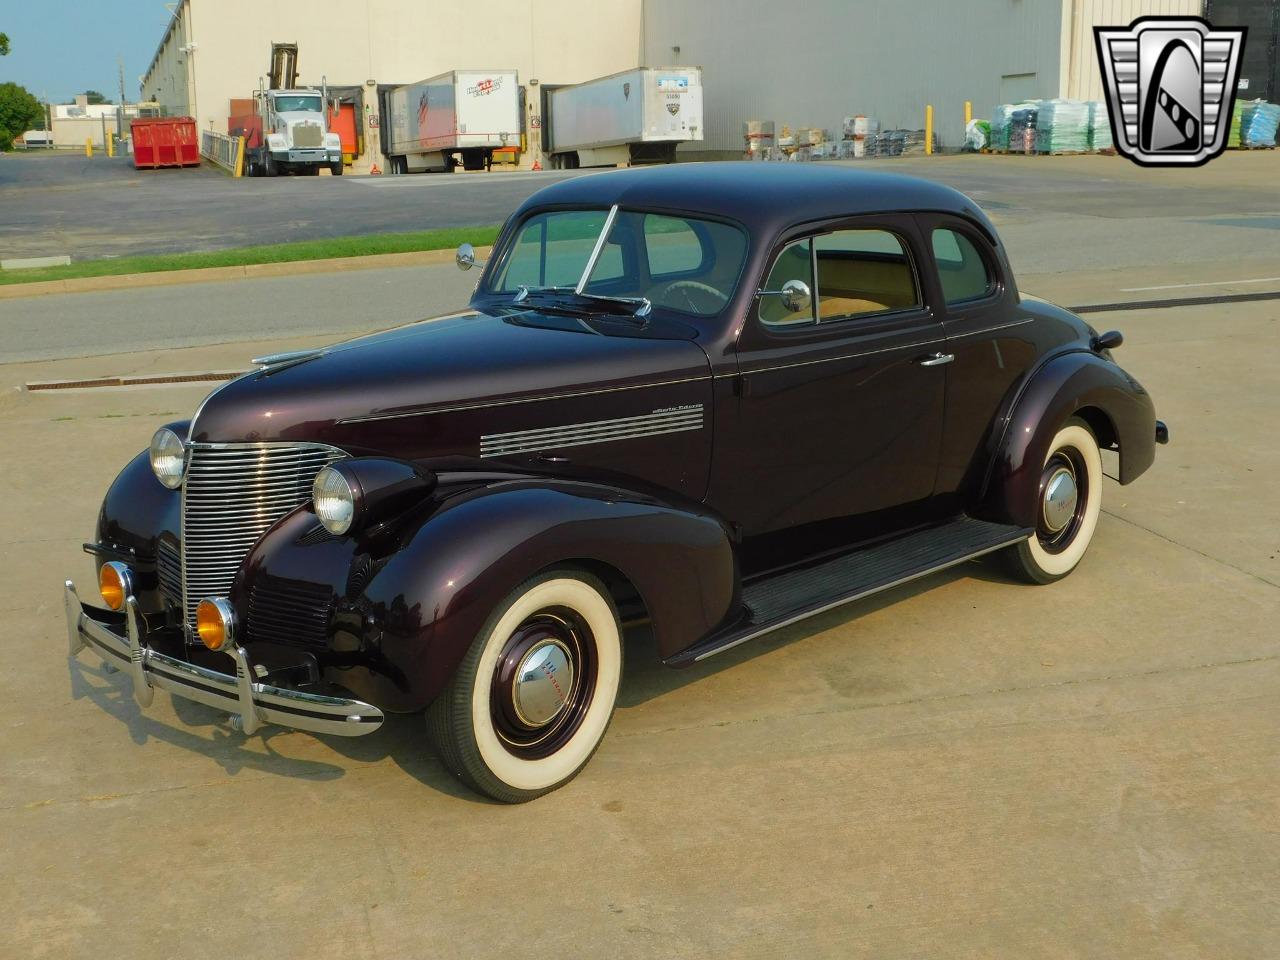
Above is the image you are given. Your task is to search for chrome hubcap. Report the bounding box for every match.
[1042,466,1078,534]
[512,638,575,728]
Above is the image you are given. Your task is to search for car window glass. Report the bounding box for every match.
[645,215,705,276]
[814,229,919,321]
[497,209,609,291]
[759,239,815,325]
[933,228,995,304]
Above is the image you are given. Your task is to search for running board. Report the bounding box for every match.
[666,517,1032,667]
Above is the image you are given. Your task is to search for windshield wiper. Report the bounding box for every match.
[514,285,651,320]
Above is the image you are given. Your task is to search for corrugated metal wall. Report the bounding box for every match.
[642,0,1202,152]
[1063,0,1203,100]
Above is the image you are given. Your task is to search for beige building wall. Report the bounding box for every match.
[1059,0,1202,102]
[142,0,642,168]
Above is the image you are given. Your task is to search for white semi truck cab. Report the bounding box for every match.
[255,89,343,176]
[246,43,344,177]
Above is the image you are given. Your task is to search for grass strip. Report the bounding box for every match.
[0,226,501,286]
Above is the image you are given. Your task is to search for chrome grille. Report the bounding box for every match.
[291,123,323,147]
[181,443,343,627]
[156,538,182,610]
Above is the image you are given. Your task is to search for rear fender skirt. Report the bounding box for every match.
[977,351,1157,528]
[353,479,736,712]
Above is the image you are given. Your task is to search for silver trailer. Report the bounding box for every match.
[384,69,521,173]
[543,66,703,168]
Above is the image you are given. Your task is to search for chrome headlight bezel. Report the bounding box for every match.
[149,427,188,490]
[312,465,357,535]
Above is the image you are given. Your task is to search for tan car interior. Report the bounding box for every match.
[764,237,919,325]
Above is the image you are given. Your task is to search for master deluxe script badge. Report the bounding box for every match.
[1094,16,1246,167]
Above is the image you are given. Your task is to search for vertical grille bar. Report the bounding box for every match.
[180,443,344,628]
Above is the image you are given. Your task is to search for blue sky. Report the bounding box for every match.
[1,0,173,103]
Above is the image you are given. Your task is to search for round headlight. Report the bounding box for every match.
[149,427,187,489]
[313,465,356,535]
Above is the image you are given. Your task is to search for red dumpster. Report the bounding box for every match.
[131,117,200,169]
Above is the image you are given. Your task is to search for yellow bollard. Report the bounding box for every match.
[925,104,934,155]
[234,135,246,177]
[965,101,972,126]
[85,137,93,157]
[106,136,114,159]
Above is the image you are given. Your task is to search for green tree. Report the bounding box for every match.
[82,89,107,105]
[0,32,10,56]
[0,82,44,150]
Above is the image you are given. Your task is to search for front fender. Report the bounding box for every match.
[359,479,736,711]
[978,351,1156,528]
[93,449,182,614]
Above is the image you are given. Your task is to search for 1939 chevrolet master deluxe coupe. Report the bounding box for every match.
[66,164,1167,802]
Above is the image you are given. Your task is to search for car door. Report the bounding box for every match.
[707,215,949,553]
[916,214,1040,501]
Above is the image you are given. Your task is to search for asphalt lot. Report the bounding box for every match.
[2,149,1278,266]
[1,286,1277,958]
[1,154,1279,957]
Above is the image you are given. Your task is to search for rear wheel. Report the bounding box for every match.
[427,569,623,803]
[1002,417,1103,584]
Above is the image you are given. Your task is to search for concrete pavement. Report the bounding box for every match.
[0,282,1277,957]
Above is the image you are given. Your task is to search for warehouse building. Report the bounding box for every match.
[141,0,1203,169]
[641,0,1204,155]
[141,0,642,172]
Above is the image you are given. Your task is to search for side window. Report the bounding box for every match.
[813,229,919,321]
[759,239,815,325]
[932,228,996,304]
[644,215,704,276]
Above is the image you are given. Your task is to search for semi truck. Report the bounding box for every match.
[238,43,344,177]
[542,67,703,169]
[383,70,521,173]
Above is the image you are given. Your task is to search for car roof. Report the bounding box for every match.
[516,162,997,238]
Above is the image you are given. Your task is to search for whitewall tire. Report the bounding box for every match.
[427,569,622,803]
[1004,417,1103,584]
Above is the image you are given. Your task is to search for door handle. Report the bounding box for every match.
[919,352,954,367]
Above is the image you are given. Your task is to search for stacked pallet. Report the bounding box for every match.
[1087,101,1113,151]
[1239,100,1280,147]
[1035,100,1090,154]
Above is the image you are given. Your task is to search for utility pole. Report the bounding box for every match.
[117,56,127,141]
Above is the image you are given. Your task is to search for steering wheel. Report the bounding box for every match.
[659,280,729,314]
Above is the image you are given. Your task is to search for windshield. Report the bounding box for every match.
[274,95,322,112]
[486,207,748,318]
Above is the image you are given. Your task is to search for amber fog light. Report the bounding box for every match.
[98,561,134,612]
[196,598,236,651]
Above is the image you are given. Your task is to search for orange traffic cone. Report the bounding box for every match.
[370,163,382,175]
[531,159,542,171]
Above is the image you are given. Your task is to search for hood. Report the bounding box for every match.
[190,309,712,455]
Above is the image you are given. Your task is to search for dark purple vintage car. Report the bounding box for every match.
[66,164,1166,801]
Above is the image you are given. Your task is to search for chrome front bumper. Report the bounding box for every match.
[64,581,384,737]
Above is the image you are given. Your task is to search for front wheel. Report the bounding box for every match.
[426,569,623,803]
[1002,417,1103,584]
[330,161,344,176]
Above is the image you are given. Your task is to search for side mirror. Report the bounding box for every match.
[757,278,812,315]
[780,279,812,314]
[455,242,484,272]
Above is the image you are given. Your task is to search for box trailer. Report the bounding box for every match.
[384,70,521,173]
[542,67,703,169]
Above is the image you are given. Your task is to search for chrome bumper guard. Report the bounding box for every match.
[64,580,384,737]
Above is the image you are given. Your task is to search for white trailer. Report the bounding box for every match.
[543,67,703,169]
[384,70,520,173]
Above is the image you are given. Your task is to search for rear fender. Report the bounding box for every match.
[978,351,1156,528]
[357,479,736,712]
